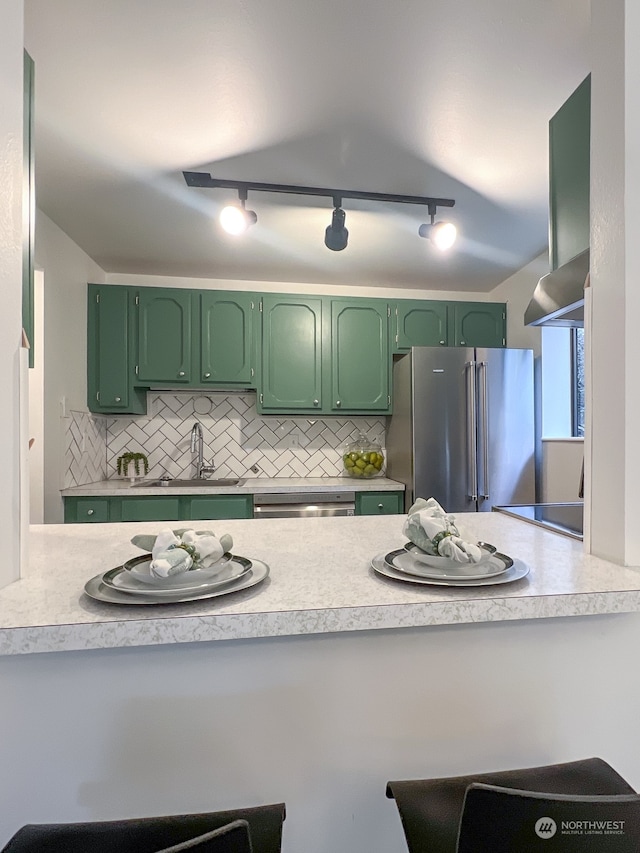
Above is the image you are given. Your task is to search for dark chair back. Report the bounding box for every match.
[457,783,640,852]
[155,821,252,853]
[386,757,635,853]
[2,804,285,853]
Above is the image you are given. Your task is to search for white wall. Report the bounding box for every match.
[105,272,498,302]
[2,615,640,853]
[28,270,45,522]
[0,0,24,588]
[541,438,584,502]
[35,211,106,522]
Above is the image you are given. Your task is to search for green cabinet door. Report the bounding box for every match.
[549,75,590,270]
[355,491,403,515]
[183,495,254,520]
[260,295,323,411]
[330,299,390,412]
[137,288,192,383]
[200,292,255,385]
[394,300,448,352]
[87,285,147,414]
[451,303,506,348]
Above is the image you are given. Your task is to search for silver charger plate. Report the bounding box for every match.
[84,559,269,605]
[103,555,252,596]
[391,548,512,580]
[371,552,529,587]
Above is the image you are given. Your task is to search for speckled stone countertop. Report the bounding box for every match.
[61,476,405,496]
[3,513,640,656]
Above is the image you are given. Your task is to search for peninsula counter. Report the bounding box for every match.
[3,514,640,853]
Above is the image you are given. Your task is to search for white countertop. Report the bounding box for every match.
[61,476,405,496]
[3,512,640,656]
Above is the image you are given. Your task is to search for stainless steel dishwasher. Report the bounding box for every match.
[253,492,355,518]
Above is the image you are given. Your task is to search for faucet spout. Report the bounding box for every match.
[190,421,215,478]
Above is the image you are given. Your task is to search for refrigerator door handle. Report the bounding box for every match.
[479,360,490,500]
[465,360,478,501]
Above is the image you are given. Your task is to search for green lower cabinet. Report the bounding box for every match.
[64,494,254,523]
[450,302,506,348]
[393,301,448,352]
[64,498,110,523]
[183,495,253,520]
[355,491,404,515]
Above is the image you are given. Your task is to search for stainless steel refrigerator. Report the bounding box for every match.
[386,347,535,513]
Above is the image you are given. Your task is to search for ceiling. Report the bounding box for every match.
[24,0,590,292]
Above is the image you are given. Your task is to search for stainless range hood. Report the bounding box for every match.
[524,249,588,327]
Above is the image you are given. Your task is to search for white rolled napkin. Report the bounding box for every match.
[147,527,233,578]
[150,528,193,578]
[180,529,225,568]
[437,534,482,563]
[403,497,482,563]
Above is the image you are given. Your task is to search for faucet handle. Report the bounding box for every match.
[199,465,216,478]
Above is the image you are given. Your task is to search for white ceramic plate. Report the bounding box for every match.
[102,556,252,596]
[84,559,269,605]
[371,552,529,587]
[391,548,511,580]
[123,552,233,586]
[403,541,497,570]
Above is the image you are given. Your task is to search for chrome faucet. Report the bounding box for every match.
[190,421,215,479]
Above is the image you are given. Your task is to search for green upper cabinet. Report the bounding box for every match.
[200,292,255,386]
[23,51,35,368]
[549,75,590,270]
[393,300,448,352]
[330,299,390,413]
[136,288,192,383]
[450,302,506,348]
[87,285,146,414]
[260,295,323,411]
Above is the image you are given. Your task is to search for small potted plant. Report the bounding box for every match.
[116,451,149,484]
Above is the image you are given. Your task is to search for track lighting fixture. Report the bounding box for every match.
[324,201,349,251]
[219,189,257,236]
[184,171,456,250]
[418,203,458,250]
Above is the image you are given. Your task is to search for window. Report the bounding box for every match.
[571,327,585,437]
[541,326,585,438]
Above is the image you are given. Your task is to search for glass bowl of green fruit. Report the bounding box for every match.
[342,433,385,478]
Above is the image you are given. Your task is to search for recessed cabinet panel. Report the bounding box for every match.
[137,289,192,383]
[331,300,389,411]
[201,292,254,385]
[451,303,506,348]
[261,296,323,410]
[395,301,448,351]
[550,75,590,270]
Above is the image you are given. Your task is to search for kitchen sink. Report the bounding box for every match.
[131,478,245,488]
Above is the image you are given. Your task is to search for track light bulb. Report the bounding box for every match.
[325,207,349,251]
[220,203,257,235]
[418,220,457,251]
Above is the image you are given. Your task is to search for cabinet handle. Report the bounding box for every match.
[87,509,94,516]
[204,373,211,378]
[336,400,341,407]
[178,371,185,377]
[439,340,445,345]
[460,341,466,346]
[313,399,319,406]
[378,503,384,510]
[114,396,121,402]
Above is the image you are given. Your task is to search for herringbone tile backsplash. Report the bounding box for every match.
[65,392,386,485]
